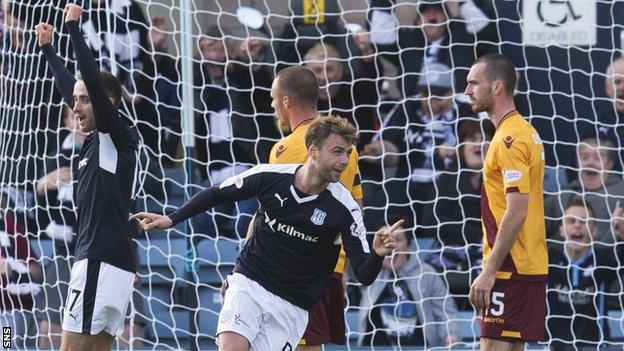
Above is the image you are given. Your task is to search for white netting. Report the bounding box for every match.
[0,0,623,350]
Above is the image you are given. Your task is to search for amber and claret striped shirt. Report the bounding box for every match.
[481,111,548,280]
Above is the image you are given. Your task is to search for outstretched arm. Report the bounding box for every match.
[36,23,76,107]
[132,166,265,232]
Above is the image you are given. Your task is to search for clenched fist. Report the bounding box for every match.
[64,3,83,23]
[35,22,54,47]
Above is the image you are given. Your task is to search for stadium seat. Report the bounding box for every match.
[457,310,480,341]
[32,238,55,263]
[609,310,624,339]
[196,237,240,284]
[345,308,361,340]
[136,238,186,286]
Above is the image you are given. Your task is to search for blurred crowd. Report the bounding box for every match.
[0,0,623,349]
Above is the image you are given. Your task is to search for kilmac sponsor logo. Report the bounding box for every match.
[265,213,319,243]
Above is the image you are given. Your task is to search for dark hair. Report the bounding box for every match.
[564,197,595,219]
[275,66,319,109]
[304,114,358,149]
[458,119,494,144]
[76,71,123,107]
[473,53,517,97]
[204,25,222,39]
[457,119,494,168]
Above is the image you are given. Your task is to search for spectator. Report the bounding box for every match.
[0,194,43,350]
[544,138,624,243]
[273,0,362,73]
[368,0,498,97]
[358,219,460,347]
[193,27,279,238]
[547,197,624,350]
[360,62,474,232]
[138,15,181,163]
[303,41,380,149]
[579,57,624,173]
[421,119,494,300]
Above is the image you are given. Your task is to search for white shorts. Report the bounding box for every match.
[62,259,134,337]
[217,273,308,350]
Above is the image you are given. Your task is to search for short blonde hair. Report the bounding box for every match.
[577,137,615,163]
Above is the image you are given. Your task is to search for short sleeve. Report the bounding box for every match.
[496,136,531,194]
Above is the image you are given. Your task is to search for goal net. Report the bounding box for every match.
[1,0,623,349]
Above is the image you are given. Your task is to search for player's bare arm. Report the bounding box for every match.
[470,192,529,313]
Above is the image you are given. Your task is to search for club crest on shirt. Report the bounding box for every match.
[503,136,514,149]
[275,144,286,158]
[78,157,89,170]
[310,208,326,225]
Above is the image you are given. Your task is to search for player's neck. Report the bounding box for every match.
[295,163,329,195]
[488,99,517,128]
[289,109,318,131]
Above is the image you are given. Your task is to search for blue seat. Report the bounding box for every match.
[32,238,56,263]
[457,310,480,341]
[345,308,361,340]
[197,280,224,338]
[196,238,241,284]
[608,310,623,339]
[136,238,187,285]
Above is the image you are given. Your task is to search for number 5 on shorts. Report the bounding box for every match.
[490,292,505,316]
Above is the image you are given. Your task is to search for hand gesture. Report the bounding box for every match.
[35,23,54,47]
[130,212,173,232]
[149,16,168,52]
[64,4,83,23]
[372,219,404,257]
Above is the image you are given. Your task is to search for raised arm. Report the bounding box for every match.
[63,4,116,132]
[36,23,76,107]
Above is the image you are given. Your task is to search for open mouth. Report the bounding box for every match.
[569,231,587,243]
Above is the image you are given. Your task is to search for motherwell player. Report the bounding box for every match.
[465,54,547,351]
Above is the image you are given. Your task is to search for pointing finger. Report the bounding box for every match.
[387,219,405,233]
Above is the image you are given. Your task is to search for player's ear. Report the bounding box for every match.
[492,80,503,96]
[309,144,318,160]
[108,97,116,106]
[282,95,290,109]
